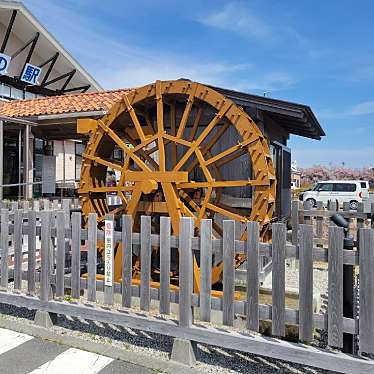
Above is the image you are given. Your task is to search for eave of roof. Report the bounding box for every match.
[0,0,102,91]
[211,85,325,140]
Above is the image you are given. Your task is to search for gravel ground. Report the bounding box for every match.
[0,284,332,374]
[262,260,329,296]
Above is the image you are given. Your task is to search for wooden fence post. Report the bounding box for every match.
[246,221,259,332]
[179,217,194,327]
[200,219,212,322]
[299,224,314,342]
[328,225,344,349]
[0,209,9,290]
[159,216,171,315]
[87,213,97,303]
[303,200,312,225]
[140,215,151,311]
[40,211,51,302]
[291,200,299,246]
[122,215,132,308]
[272,223,286,337]
[71,212,81,300]
[56,211,65,298]
[359,228,374,355]
[13,209,22,291]
[342,202,354,353]
[27,210,36,295]
[172,216,197,366]
[316,201,324,244]
[223,220,235,326]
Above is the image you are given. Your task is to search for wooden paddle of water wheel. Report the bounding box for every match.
[77,80,276,292]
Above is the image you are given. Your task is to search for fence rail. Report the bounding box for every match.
[292,199,374,246]
[0,207,373,373]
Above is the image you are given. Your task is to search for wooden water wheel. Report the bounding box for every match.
[78,80,276,288]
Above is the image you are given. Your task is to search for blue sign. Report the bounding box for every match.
[0,53,11,75]
[21,63,42,85]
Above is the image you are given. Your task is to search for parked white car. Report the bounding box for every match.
[300,180,369,210]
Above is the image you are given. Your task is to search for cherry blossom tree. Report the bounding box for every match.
[300,166,374,188]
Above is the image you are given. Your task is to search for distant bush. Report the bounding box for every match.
[299,166,374,188]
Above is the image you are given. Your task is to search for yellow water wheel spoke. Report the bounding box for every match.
[216,148,247,168]
[186,122,230,174]
[79,185,134,194]
[97,205,126,223]
[206,202,247,223]
[97,120,151,172]
[174,102,232,171]
[176,82,198,139]
[82,153,122,171]
[177,180,266,189]
[123,94,146,142]
[170,101,177,167]
[125,130,159,170]
[188,105,204,142]
[205,137,257,166]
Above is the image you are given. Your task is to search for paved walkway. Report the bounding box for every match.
[0,327,157,374]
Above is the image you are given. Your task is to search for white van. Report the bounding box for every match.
[301,180,369,210]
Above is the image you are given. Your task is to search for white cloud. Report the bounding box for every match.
[197,1,308,50]
[99,59,252,89]
[318,100,374,119]
[23,0,296,93]
[199,2,273,41]
[348,101,374,116]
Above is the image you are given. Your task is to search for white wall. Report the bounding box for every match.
[53,140,76,184]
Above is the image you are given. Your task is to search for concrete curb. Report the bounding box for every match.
[0,315,204,374]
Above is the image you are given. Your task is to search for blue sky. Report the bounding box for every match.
[24,0,373,168]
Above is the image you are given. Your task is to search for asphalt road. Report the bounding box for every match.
[0,327,156,374]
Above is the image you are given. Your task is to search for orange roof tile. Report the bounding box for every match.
[0,89,133,118]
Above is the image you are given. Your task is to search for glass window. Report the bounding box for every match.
[360,182,368,188]
[0,84,11,98]
[316,183,333,191]
[75,142,85,180]
[11,87,24,100]
[24,91,36,100]
[75,143,85,156]
[113,147,123,162]
[334,183,356,192]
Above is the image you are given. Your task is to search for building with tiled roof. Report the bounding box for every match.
[0,89,131,118]
[0,1,101,100]
[0,0,104,199]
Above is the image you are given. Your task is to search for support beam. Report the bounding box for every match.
[43,69,76,89]
[11,32,39,59]
[40,52,59,86]
[62,84,91,94]
[1,10,17,53]
[20,32,40,78]
[59,70,76,92]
